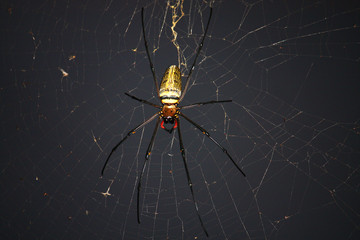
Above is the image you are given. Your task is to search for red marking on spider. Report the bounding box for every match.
[160,119,178,129]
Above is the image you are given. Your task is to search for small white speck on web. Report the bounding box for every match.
[58,67,69,77]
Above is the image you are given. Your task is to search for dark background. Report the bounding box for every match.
[1,0,360,239]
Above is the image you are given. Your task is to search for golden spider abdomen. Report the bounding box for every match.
[159,65,182,104]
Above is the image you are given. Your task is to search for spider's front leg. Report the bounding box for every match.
[176,118,209,237]
[137,117,161,223]
[101,113,159,176]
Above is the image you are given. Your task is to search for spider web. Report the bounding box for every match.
[1,0,360,239]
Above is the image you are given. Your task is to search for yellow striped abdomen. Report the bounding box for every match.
[159,65,182,104]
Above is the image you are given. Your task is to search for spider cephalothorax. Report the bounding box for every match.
[160,105,179,132]
[101,7,245,237]
[160,102,179,120]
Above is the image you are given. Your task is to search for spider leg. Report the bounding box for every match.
[141,8,160,99]
[181,100,232,110]
[101,113,159,176]
[137,117,161,223]
[125,92,161,109]
[179,7,213,103]
[177,118,209,237]
[179,112,246,177]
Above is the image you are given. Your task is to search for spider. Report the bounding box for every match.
[101,7,246,237]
